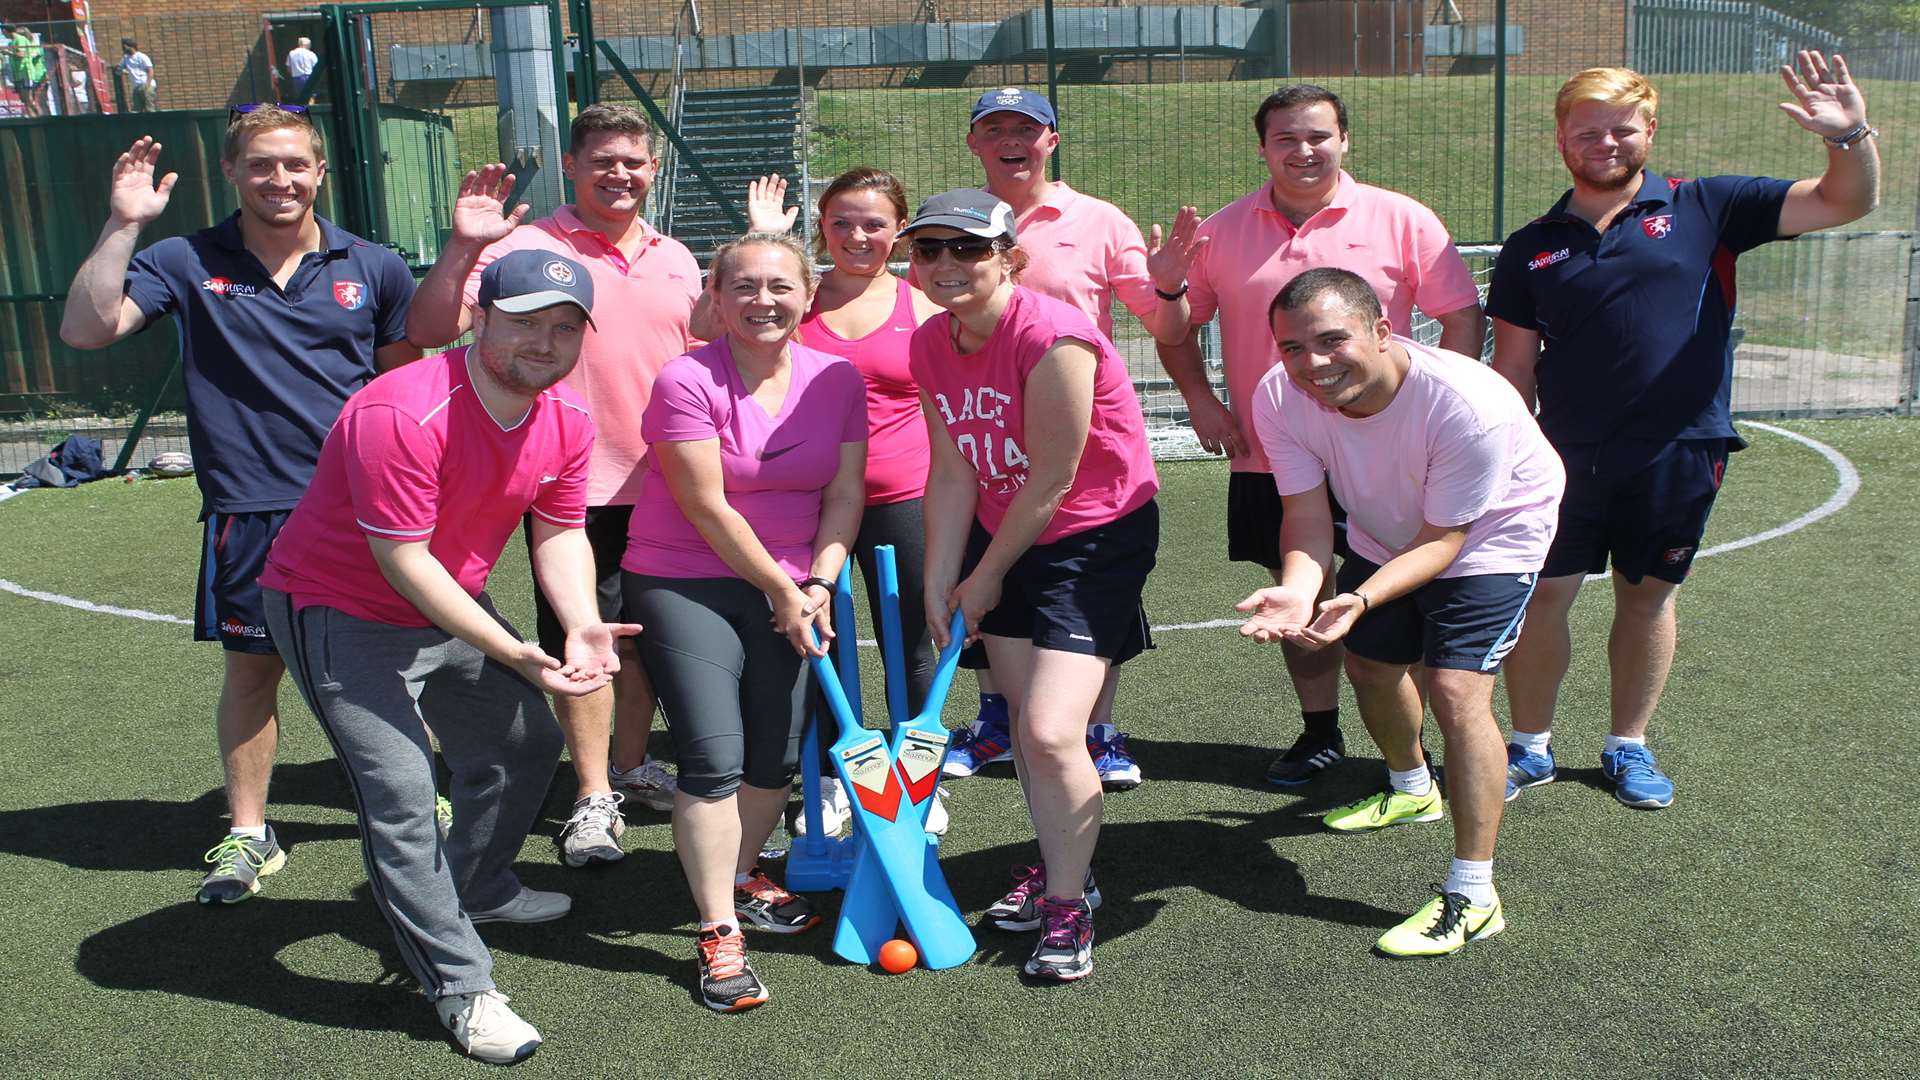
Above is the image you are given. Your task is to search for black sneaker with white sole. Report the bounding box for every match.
[1023,896,1095,982]
[1265,730,1346,786]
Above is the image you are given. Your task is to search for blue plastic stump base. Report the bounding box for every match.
[785,832,858,892]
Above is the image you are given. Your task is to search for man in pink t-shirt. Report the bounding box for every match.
[1150,84,1486,788]
[1237,268,1562,960]
[259,250,640,1063]
[407,105,706,866]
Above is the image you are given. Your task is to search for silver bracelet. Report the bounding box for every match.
[1824,122,1877,151]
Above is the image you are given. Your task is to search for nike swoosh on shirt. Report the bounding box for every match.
[538,475,559,483]
[759,444,801,461]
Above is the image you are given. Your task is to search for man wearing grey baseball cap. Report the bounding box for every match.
[258,247,635,1063]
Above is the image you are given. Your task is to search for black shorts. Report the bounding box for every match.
[1336,554,1537,673]
[522,505,631,657]
[1227,471,1349,569]
[960,500,1158,665]
[195,509,291,654]
[1542,438,1730,585]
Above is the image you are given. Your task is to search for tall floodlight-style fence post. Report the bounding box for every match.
[1492,0,1507,242]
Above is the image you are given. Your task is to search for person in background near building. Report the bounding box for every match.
[286,37,318,101]
[119,37,155,113]
[1238,268,1562,957]
[410,104,714,869]
[5,24,49,118]
[1487,57,1878,810]
[261,249,628,1065]
[1153,83,1484,789]
[938,86,1194,794]
[59,109,419,906]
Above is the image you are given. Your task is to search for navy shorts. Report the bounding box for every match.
[522,505,631,657]
[1543,438,1731,585]
[961,499,1158,665]
[1336,554,1537,673]
[196,509,291,654]
[1227,471,1349,569]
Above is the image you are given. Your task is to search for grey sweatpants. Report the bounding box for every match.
[265,588,563,999]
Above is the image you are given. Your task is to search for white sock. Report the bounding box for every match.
[1604,735,1646,754]
[1511,729,1552,756]
[230,825,267,841]
[1443,858,1495,906]
[734,871,753,887]
[1388,763,1433,797]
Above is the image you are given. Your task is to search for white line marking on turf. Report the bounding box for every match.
[0,421,1863,633]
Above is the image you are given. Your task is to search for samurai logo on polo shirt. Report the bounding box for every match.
[542,260,576,285]
[333,281,367,310]
[201,276,258,298]
[1528,248,1571,271]
[1642,214,1674,239]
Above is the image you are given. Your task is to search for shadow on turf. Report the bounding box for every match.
[0,760,361,872]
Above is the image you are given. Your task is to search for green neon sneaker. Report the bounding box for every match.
[1375,886,1505,957]
[196,827,287,905]
[1323,785,1444,832]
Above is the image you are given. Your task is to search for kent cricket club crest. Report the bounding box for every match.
[1642,214,1674,239]
[333,280,367,310]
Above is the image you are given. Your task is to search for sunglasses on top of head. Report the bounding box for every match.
[908,235,1002,263]
[228,102,310,123]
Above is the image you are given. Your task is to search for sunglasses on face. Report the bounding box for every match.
[229,102,310,123]
[908,235,1001,263]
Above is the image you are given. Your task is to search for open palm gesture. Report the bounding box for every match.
[450,163,529,245]
[1146,205,1207,294]
[745,173,798,234]
[1778,50,1867,138]
[109,137,177,227]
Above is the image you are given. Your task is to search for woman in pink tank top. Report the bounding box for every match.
[903,188,1160,985]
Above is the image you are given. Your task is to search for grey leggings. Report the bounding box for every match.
[264,588,563,999]
[623,574,809,799]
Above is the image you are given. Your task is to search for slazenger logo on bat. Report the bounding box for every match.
[1528,248,1570,271]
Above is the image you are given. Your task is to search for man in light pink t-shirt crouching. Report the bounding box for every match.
[1236,269,1562,961]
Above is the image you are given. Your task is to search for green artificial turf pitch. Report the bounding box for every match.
[1,418,1917,1078]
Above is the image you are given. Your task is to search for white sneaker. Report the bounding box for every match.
[557,791,625,867]
[435,989,541,1064]
[791,776,850,837]
[609,757,678,812]
[468,886,572,925]
[924,786,950,836]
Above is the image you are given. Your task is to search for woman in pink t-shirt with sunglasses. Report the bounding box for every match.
[905,188,1159,984]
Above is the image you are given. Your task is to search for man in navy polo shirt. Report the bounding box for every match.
[60,108,418,902]
[1486,55,1878,809]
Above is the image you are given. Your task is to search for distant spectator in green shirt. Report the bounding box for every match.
[5,24,49,118]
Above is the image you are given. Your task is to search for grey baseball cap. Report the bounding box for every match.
[899,189,1018,243]
[476,250,596,326]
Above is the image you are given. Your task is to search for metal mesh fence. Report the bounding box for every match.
[3,0,1917,476]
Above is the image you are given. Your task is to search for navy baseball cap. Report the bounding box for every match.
[970,87,1056,128]
[899,189,1018,242]
[477,250,596,326]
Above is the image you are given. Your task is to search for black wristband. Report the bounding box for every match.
[1349,590,1371,613]
[799,576,836,595]
[1154,282,1189,301]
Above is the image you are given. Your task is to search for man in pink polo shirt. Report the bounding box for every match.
[409,104,710,869]
[261,250,639,1062]
[1153,84,1485,788]
[936,86,1194,791]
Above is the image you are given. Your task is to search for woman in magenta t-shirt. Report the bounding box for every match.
[905,189,1160,984]
[620,232,867,1013]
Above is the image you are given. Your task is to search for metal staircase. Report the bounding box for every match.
[660,84,804,263]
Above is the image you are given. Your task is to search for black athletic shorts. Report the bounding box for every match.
[522,505,632,657]
[1227,471,1349,569]
[1541,438,1731,585]
[960,499,1158,665]
[1336,554,1537,673]
[196,509,291,654]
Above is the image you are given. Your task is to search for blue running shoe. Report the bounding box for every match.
[942,712,1013,778]
[1088,723,1142,791]
[1601,743,1674,809]
[1504,743,1557,802]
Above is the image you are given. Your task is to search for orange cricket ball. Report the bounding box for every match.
[877,938,918,974]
